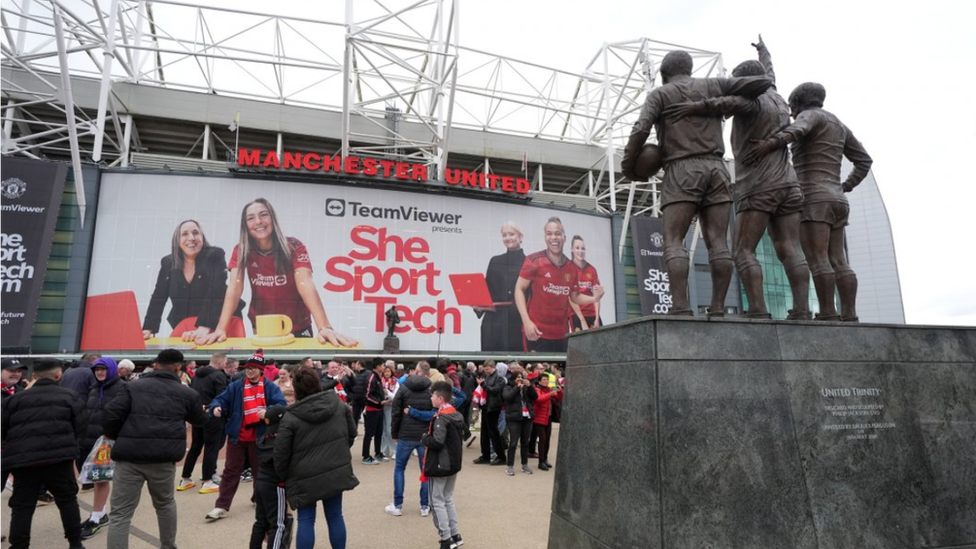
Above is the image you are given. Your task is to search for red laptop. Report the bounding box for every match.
[449,273,512,307]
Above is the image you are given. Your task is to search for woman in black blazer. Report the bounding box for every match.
[142,220,243,341]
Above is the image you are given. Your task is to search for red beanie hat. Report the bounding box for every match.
[245,349,267,369]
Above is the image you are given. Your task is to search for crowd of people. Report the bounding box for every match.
[1,350,566,549]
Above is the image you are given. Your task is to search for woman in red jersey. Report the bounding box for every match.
[568,235,602,331]
[202,198,356,347]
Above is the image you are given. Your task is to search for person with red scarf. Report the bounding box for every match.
[323,360,349,403]
[421,381,465,549]
[206,349,286,522]
[529,373,562,471]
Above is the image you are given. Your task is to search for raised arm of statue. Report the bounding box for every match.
[751,35,776,87]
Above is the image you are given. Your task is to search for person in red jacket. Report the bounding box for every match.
[530,373,562,471]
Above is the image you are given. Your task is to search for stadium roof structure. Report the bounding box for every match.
[1,0,727,221]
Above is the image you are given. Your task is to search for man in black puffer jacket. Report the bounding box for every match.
[102,349,208,549]
[1,358,88,549]
[1,358,29,491]
[387,361,434,516]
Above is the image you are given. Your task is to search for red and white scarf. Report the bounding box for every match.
[331,378,348,403]
[242,378,266,427]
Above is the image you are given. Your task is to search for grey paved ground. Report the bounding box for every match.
[1,425,558,549]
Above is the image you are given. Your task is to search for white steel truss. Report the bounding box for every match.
[1,0,725,215]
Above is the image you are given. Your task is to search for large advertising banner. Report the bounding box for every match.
[81,173,615,353]
[1,157,67,348]
[630,216,673,315]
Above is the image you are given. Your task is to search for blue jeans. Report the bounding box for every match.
[297,494,345,549]
[393,439,428,508]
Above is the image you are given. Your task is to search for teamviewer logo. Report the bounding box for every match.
[325,198,346,217]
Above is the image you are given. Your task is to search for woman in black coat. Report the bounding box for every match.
[274,369,359,549]
[474,222,526,352]
[79,357,125,539]
[142,220,244,342]
[502,366,538,476]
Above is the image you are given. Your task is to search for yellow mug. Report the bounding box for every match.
[255,314,293,338]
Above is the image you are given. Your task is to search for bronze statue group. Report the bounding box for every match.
[622,36,872,321]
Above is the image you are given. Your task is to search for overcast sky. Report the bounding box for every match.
[225,0,973,326]
[468,0,976,327]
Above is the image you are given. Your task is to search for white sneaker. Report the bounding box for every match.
[205,508,228,521]
[176,478,196,491]
[385,503,403,516]
[199,480,219,494]
[420,506,430,517]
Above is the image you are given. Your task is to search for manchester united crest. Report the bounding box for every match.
[1,177,27,200]
[650,232,664,248]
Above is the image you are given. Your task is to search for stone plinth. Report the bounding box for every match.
[550,317,976,549]
[383,336,400,354]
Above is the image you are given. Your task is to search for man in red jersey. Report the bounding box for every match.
[515,217,605,352]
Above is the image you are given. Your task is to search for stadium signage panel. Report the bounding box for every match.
[237,148,531,196]
[1,157,67,348]
[630,216,673,315]
[82,173,615,353]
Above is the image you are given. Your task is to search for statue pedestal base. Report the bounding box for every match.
[550,317,976,549]
[383,336,400,354]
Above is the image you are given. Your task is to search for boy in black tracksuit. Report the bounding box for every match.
[250,405,291,549]
[422,381,465,549]
[361,358,387,464]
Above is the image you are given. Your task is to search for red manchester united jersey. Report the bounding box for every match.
[571,261,600,317]
[519,250,579,340]
[229,237,313,333]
